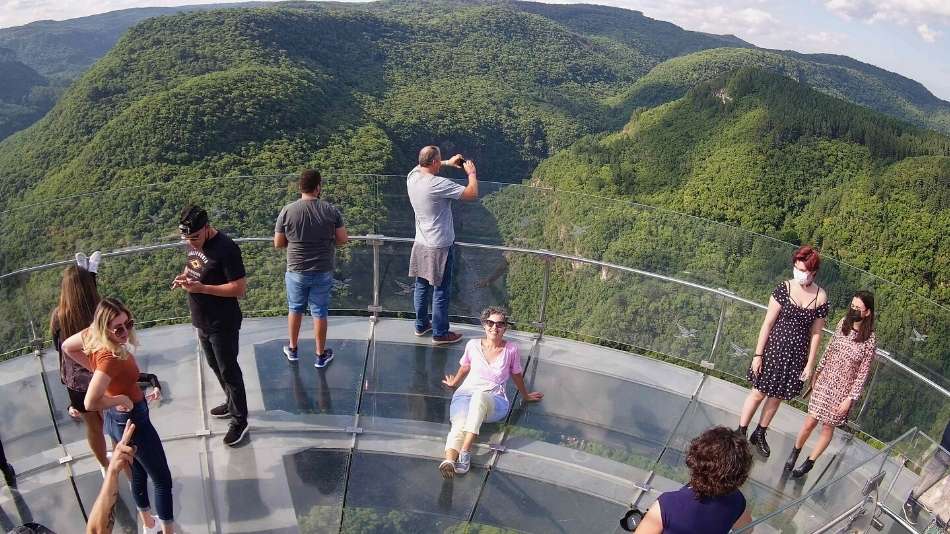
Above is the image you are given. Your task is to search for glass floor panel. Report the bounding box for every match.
[0,317,910,533]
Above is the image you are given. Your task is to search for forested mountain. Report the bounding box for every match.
[617,47,950,135]
[0,48,58,139]
[0,1,728,217]
[0,1,946,442]
[531,68,949,304]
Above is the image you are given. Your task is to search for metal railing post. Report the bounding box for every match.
[708,294,728,362]
[534,252,553,339]
[367,234,383,322]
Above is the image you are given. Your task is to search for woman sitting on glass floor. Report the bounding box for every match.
[439,306,543,478]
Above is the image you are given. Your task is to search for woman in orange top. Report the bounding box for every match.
[63,298,175,534]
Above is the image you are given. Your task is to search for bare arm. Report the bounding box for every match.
[754,296,782,355]
[750,296,781,376]
[511,373,543,401]
[443,364,471,388]
[733,506,753,530]
[87,423,136,534]
[62,330,93,371]
[274,232,288,249]
[84,370,132,412]
[802,290,828,380]
[634,502,663,534]
[459,160,478,201]
[335,226,349,246]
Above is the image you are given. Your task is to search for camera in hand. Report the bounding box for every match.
[458,157,466,166]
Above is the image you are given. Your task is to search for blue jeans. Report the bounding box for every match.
[285,270,334,317]
[104,401,174,521]
[414,246,454,336]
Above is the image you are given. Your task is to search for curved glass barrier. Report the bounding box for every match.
[0,173,946,532]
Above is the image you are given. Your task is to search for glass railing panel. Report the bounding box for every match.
[0,275,34,357]
[0,467,85,533]
[855,356,950,444]
[376,239,415,316]
[737,428,916,532]
[0,354,62,469]
[540,258,720,369]
[706,296,763,380]
[448,244,517,321]
[876,431,949,531]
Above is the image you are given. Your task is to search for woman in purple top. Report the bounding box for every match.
[636,426,753,534]
[439,306,543,478]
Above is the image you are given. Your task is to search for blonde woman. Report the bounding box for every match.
[62,298,173,534]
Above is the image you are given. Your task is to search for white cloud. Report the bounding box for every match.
[824,0,950,24]
[917,23,940,42]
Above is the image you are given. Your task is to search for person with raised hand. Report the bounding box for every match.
[439,306,542,478]
[87,422,137,534]
[407,145,479,345]
[62,299,175,534]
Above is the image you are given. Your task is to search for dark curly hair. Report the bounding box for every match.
[685,426,752,499]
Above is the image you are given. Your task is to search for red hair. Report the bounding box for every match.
[793,245,821,272]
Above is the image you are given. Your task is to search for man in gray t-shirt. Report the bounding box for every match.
[274,169,349,368]
[407,145,479,345]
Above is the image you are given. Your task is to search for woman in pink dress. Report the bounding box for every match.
[786,290,876,478]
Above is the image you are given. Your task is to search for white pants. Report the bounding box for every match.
[445,390,508,453]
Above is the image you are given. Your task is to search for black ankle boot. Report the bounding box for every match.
[792,458,814,479]
[749,425,771,457]
[784,447,801,471]
[736,425,748,437]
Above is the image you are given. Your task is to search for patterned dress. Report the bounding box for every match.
[748,282,829,400]
[809,322,875,426]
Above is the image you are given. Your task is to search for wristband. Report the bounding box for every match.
[753,354,763,359]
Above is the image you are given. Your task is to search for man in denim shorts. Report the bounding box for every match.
[275,169,349,368]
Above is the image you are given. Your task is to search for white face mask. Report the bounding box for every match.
[793,267,813,286]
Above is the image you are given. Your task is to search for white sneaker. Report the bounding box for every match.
[439,459,455,479]
[75,252,88,270]
[454,450,471,474]
[88,250,102,273]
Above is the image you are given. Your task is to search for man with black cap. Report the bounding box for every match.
[172,205,249,446]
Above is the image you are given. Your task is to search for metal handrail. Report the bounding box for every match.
[2,234,947,399]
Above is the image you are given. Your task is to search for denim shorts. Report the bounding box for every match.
[285,270,334,317]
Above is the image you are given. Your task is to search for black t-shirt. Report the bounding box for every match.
[184,231,245,332]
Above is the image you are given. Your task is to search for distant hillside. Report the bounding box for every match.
[0,48,57,139]
[0,3,265,79]
[531,68,949,303]
[616,47,950,135]
[0,2,693,263]
[487,69,949,440]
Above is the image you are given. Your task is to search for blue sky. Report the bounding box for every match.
[2,0,948,100]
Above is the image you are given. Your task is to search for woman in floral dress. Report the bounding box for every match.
[738,245,829,458]
[786,290,876,478]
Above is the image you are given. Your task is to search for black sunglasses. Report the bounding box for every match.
[482,319,509,329]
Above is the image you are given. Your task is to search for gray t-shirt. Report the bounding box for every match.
[275,198,344,273]
[407,166,465,248]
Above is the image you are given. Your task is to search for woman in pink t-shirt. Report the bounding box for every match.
[440,306,543,478]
